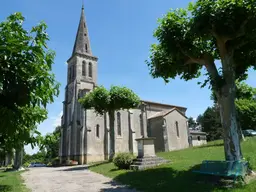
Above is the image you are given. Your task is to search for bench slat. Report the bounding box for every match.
[192,160,248,179]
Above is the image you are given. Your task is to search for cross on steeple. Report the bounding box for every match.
[72,4,92,56]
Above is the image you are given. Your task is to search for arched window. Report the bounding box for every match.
[175,121,179,137]
[85,44,88,52]
[82,61,86,76]
[96,124,100,138]
[117,112,121,136]
[197,136,201,141]
[139,114,143,136]
[88,62,92,77]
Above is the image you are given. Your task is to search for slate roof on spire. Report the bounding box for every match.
[72,5,92,56]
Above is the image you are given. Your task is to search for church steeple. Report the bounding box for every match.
[72,5,92,55]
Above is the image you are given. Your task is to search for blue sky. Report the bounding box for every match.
[1,0,255,154]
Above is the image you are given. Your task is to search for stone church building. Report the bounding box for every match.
[59,6,191,165]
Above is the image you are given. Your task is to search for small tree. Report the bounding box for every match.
[147,0,256,161]
[79,86,140,160]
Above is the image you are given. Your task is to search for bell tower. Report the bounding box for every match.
[60,4,98,163]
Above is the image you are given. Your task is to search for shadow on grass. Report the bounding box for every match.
[198,143,224,149]
[110,168,119,172]
[110,164,245,192]
[0,185,12,191]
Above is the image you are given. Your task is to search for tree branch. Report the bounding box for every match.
[233,19,248,39]
[203,54,220,80]
[210,25,228,57]
[231,39,249,50]
[184,57,202,65]
[177,44,204,65]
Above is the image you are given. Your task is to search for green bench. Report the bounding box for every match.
[193,160,248,182]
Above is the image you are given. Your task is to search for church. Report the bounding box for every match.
[59,6,195,165]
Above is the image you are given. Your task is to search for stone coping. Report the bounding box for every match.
[135,137,156,141]
[190,131,207,135]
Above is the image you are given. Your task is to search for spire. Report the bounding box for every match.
[72,5,92,56]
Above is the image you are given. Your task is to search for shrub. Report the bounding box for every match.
[47,162,52,167]
[23,162,30,168]
[51,157,60,167]
[113,153,135,169]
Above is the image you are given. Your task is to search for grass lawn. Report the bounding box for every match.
[89,138,256,192]
[0,170,29,192]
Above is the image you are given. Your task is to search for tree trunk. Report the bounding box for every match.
[14,147,23,170]
[103,112,109,160]
[217,55,243,161]
[108,110,115,160]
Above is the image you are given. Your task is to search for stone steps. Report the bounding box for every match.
[130,156,170,171]
[132,160,168,165]
[134,157,165,162]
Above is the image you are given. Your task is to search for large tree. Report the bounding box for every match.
[79,86,140,160]
[0,13,60,168]
[147,0,256,160]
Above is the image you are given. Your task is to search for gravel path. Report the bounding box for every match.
[21,166,137,192]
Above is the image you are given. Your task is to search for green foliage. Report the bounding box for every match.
[23,162,30,168]
[79,86,140,159]
[236,99,256,130]
[196,115,203,125]
[0,106,47,151]
[51,157,59,166]
[79,86,110,115]
[188,117,196,129]
[38,126,61,161]
[147,1,256,161]
[113,153,135,170]
[234,82,256,130]
[147,0,256,85]
[23,151,47,164]
[79,85,141,115]
[200,82,256,140]
[0,13,60,151]
[211,81,256,130]
[236,82,256,100]
[201,105,223,141]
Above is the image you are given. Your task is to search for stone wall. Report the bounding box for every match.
[165,110,189,151]
[189,131,207,147]
[148,117,165,152]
